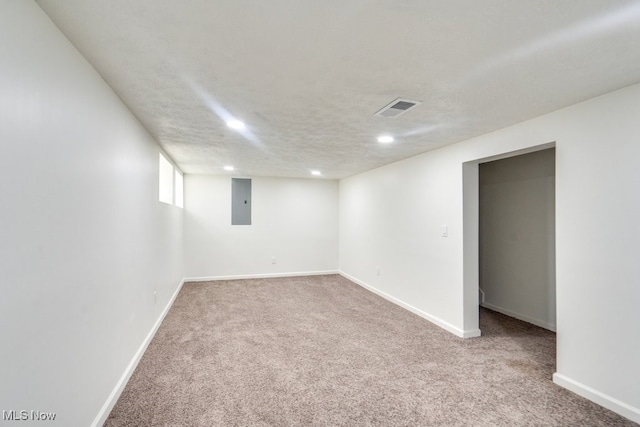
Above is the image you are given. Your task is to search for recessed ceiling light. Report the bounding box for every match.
[226,120,245,130]
[377,135,394,143]
[224,165,234,171]
[311,170,322,176]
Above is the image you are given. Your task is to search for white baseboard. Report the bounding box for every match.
[339,271,479,338]
[184,270,339,282]
[481,302,556,332]
[553,373,640,424]
[91,278,185,427]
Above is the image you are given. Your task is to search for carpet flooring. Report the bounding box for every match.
[105,274,636,426]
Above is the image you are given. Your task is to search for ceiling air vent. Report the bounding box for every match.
[374,98,422,118]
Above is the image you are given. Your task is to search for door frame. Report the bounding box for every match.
[462,141,556,335]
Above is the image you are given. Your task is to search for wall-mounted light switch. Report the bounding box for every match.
[271,257,276,264]
[441,225,448,237]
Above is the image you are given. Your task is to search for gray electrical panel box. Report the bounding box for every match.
[231,178,251,225]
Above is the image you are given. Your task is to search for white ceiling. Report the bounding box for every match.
[36,0,640,179]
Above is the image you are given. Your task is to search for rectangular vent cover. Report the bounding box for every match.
[375,98,422,118]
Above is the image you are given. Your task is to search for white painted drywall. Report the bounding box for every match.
[479,149,556,331]
[184,175,338,279]
[339,148,468,335]
[340,84,640,421]
[0,2,183,426]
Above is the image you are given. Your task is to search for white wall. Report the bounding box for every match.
[479,149,556,331]
[184,175,338,279]
[340,84,640,422]
[339,148,468,335]
[0,2,183,426]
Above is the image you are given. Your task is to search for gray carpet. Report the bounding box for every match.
[105,274,636,426]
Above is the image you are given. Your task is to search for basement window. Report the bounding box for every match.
[159,153,173,205]
[175,170,184,208]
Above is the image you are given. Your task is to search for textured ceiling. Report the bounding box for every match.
[36,0,640,179]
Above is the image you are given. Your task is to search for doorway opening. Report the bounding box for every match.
[462,142,556,337]
[476,147,557,381]
[479,148,556,331]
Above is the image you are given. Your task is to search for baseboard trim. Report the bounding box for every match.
[553,373,640,424]
[481,302,556,332]
[184,270,339,282]
[339,271,479,338]
[91,278,185,427]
